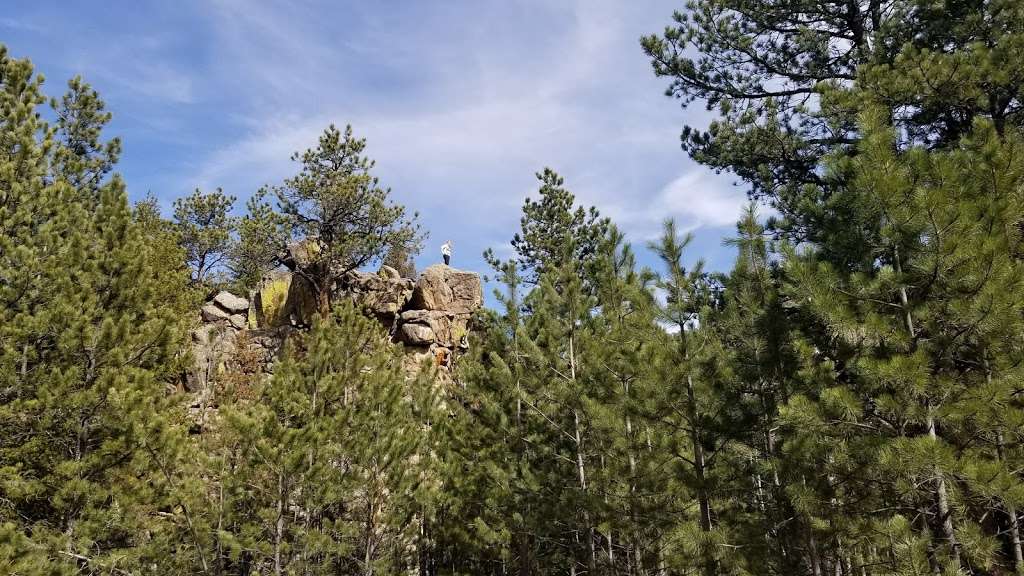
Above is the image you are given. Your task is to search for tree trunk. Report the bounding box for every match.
[808,531,823,576]
[927,410,962,570]
[896,250,962,572]
[275,472,285,576]
[686,373,712,534]
[997,431,1024,573]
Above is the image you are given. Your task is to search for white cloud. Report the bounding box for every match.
[0,17,45,33]
[168,0,748,269]
[65,34,196,105]
[656,170,748,228]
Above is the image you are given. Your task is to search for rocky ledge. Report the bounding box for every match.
[185,264,483,395]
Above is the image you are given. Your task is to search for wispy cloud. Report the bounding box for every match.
[0,17,46,34]
[66,35,195,105]
[184,0,743,253]
[7,0,753,273]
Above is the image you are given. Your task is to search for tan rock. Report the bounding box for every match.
[399,310,470,348]
[399,323,435,345]
[401,345,435,377]
[378,264,401,281]
[201,303,231,323]
[283,238,320,270]
[213,291,249,314]
[253,271,316,328]
[410,265,482,314]
[339,269,414,321]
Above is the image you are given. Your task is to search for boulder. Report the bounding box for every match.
[213,291,249,314]
[253,271,316,328]
[399,323,435,345]
[399,309,470,349]
[191,323,216,345]
[186,323,237,392]
[339,270,415,321]
[402,346,435,377]
[201,303,231,323]
[282,238,320,270]
[378,264,401,281]
[410,265,482,314]
[228,314,247,330]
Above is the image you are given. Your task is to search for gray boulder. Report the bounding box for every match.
[410,265,482,314]
[213,291,249,314]
[201,303,231,323]
[399,323,435,345]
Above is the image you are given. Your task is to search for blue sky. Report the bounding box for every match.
[3,0,751,290]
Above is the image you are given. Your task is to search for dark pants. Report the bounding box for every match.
[443,254,450,265]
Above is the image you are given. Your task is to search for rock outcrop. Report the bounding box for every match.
[410,264,483,314]
[186,263,483,399]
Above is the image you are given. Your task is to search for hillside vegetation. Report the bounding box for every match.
[2,1,1024,574]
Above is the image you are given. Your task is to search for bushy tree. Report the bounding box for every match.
[486,168,609,285]
[51,75,121,198]
[258,124,424,312]
[173,187,237,286]
[0,46,191,572]
[205,302,435,575]
[641,0,1024,237]
[230,193,289,292]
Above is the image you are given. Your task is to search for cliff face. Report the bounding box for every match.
[185,263,483,399]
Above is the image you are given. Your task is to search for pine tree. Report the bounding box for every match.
[259,124,423,312]
[0,47,191,572]
[173,187,238,286]
[487,167,609,286]
[51,75,121,199]
[646,221,736,575]
[780,104,1024,574]
[641,0,1024,239]
[208,302,432,575]
[230,193,289,292]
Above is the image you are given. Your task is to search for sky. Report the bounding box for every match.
[2,0,752,293]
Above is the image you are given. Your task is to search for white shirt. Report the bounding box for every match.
[441,242,452,257]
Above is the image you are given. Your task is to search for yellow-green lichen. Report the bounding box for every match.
[257,273,293,328]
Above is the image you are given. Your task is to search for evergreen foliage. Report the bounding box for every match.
[2,0,1024,572]
[0,46,191,573]
[194,303,435,575]
[254,124,424,311]
[173,187,238,286]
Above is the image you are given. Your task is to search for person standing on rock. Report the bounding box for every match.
[441,240,452,266]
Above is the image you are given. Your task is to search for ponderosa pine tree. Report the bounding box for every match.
[780,104,1024,574]
[646,221,736,575]
[206,302,433,575]
[0,47,191,572]
[230,194,289,292]
[173,187,238,286]
[255,124,423,312]
[641,0,1024,238]
[432,260,539,574]
[486,168,609,286]
[51,75,121,199]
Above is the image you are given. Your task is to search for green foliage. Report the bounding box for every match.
[0,46,191,573]
[201,302,435,574]
[173,187,237,285]
[230,192,289,292]
[51,75,121,199]
[3,1,1024,571]
[486,167,609,285]
[383,239,419,278]
[641,0,1024,237]
[264,124,424,310]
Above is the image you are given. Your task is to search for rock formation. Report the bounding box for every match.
[186,263,483,400]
